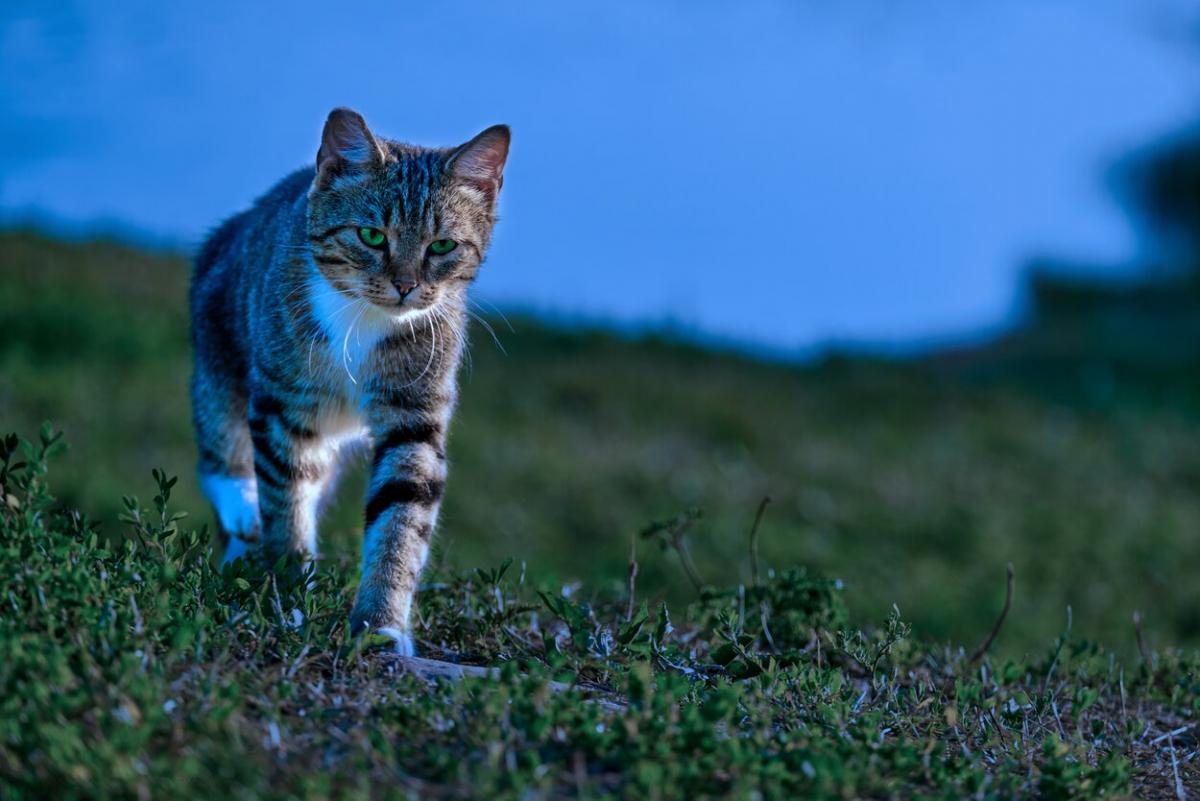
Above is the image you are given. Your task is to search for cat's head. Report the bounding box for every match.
[306,108,509,315]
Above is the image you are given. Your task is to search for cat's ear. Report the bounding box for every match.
[447,125,510,200]
[317,108,384,176]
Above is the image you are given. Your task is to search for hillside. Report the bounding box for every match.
[2,229,1199,658]
[3,230,1200,797]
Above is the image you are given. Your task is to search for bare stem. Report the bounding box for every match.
[625,533,639,622]
[672,532,705,594]
[1133,611,1151,666]
[748,495,771,586]
[969,563,1014,664]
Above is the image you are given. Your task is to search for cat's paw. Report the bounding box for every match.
[221,533,255,565]
[376,626,415,656]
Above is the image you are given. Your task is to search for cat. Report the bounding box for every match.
[190,108,509,655]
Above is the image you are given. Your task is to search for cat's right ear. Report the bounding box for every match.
[316,108,384,180]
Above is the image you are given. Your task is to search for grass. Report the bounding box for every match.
[0,228,1198,796]
[1,427,1197,798]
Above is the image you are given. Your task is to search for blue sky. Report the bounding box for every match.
[2,0,1197,349]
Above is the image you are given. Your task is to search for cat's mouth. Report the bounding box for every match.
[358,286,430,315]
[377,295,438,320]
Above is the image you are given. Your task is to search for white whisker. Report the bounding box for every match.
[394,308,440,389]
[341,301,368,385]
[467,309,506,355]
[436,305,468,378]
[469,297,514,332]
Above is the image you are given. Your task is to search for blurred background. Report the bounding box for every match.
[2,0,1200,656]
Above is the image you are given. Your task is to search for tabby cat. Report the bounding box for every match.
[190,108,510,654]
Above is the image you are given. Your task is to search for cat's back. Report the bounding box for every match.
[193,167,315,289]
[190,167,314,371]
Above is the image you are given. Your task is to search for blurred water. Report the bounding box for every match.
[2,0,1197,349]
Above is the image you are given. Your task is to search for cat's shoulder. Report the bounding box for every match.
[261,167,317,210]
[195,168,315,273]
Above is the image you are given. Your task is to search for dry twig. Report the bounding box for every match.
[748,496,771,586]
[384,655,627,713]
[969,563,1014,664]
[625,532,639,622]
[1134,611,1151,667]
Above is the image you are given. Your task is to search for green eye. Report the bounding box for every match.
[358,227,386,248]
[429,239,457,255]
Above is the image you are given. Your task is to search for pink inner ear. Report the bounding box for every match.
[450,127,510,192]
[318,109,381,171]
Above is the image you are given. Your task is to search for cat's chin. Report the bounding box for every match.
[385,303,437,324]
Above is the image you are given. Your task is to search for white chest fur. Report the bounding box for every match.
[307,281,398,394]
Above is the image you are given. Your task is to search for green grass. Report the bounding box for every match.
[1,427,1196,798]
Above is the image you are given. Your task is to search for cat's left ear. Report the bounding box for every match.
[317,108,385,179]
[447,125,510,201]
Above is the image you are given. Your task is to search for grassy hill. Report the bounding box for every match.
[3,395,1197,798]
[2,229,1199,797]
[2,229,1200,658]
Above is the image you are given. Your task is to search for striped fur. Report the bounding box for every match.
[190,108,509,653]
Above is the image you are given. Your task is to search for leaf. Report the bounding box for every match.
[710,643,739,667]
[726,658,763,681]
[617,603,649,646]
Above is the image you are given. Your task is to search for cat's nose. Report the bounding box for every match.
[393,280,419,301]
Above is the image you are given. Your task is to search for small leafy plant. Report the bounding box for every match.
[0,429,1194,799]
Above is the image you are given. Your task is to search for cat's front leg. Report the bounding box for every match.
[350,406,448,655]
